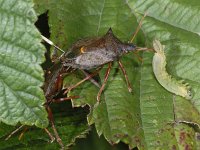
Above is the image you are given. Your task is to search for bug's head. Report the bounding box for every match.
[119,42,136,54]
[105,28,136,54]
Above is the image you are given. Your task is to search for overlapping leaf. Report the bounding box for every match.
[0,0,48,128]
[0,103,90,149]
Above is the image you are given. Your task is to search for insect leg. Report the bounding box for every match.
[5,123,55,142]
[18,127,28,140]
[48,96,80,104]
[44,128,55,142]
[81,70,101,88]
[51,47,59,62]
[5,125,24,140]
[46,106,64,148]
[64,67,102,94]
[118,60,132,92]
[97,62,112,102]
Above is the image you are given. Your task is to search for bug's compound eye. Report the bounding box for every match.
[120,43,136,53]
[80,46,86,53]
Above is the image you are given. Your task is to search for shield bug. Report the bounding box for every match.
[42,14,148,102]
[60,28,136,101]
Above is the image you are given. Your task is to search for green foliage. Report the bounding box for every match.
[0,0,48,128]
[0,0,200,149]
[0,102,90,149]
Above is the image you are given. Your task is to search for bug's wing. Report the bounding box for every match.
[64,37,102,59]
[74,48,115,69]
[62,36,117,69]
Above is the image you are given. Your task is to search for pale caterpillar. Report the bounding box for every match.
[152,40,192,99]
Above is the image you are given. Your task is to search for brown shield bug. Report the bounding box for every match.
[60,28,136,101]
[42,14,148,102]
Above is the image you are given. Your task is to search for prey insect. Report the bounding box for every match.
[152,40,192,99]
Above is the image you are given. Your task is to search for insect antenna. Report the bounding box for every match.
[129,12,155,61]
[41,35,65,53]
[130,12,147,43]
[44,128,55,142]
[46,106,64,148]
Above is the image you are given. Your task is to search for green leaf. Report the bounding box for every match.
[174,124,199,149]
[0,0,48,128]
[0,103,90,149]
[34,0,200,149]
[72,126,129,150]
[127,0,200,149]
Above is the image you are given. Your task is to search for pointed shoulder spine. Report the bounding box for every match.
[106,27,113,35]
